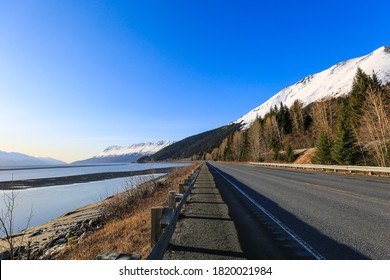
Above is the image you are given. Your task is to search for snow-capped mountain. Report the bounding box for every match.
[235,46,390,128]
[0,150,67,167]
[73,140,174,164]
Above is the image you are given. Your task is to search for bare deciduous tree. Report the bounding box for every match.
[359,85,390,166]
[248,119,262,161]
[290,99,305,134]
[0,191,33,259]
[311,98,335,137]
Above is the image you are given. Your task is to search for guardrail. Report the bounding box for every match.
[147,164,202,260]
[248,162,390,175]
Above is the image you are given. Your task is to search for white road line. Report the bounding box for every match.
[210,164,326,260]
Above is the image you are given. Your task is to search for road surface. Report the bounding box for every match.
[209,162,390,260]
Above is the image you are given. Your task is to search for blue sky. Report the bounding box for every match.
[1,0,390,162]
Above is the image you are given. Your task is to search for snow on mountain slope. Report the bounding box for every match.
[0,151,67,167]
[235,46,390,128]
[73,140,174,164]
[97,141,173,157]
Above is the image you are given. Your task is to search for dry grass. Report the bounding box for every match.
[294,148,316,164]
[55,163,199,260]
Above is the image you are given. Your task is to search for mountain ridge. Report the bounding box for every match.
[234,46,390,128]
[73,140,173,164]
[0,150,67,167]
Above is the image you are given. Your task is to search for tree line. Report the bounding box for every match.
[205,68,390,167]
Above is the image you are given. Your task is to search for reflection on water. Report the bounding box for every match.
[0,174,164,235]
[0,162,187,182]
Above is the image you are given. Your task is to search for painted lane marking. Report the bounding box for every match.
[209,164,326,260]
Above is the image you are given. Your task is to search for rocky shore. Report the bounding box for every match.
[0,200,103,260]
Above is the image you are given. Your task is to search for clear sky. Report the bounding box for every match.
[1,0,390,163]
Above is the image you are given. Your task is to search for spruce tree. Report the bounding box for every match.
[273,146,280,161]
[285,143,294,163]
[348,68,371,127]
[240,131,250,161]
[223,135,233,161]
[371,71,383,92]
[331,101,358,165]
[313,130,332,164]
[277,103,292,135]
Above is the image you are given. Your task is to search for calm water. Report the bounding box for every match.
[0,174,164,235]
[0,162,188,236]
[0,162,186,182]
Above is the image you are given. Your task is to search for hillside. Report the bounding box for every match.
[151,124,241,161]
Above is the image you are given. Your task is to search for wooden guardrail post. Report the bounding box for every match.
[168,191,176,210]
[147,164,202,260]
[179,183,186,194]
[151,207,164,246]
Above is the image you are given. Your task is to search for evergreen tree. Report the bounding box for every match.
[273,146,280,161]
[277,103,292,135]
[331,101,358,165]
[370,71,384,92]
[313,130,332,164]
[285,143,294,163]
[348,68,371,127]
[223,135,233,161]
[240,131,250,161]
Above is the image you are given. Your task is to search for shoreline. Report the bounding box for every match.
[0,167,176,190]
[0,174,171,259]
[0,200,103,259]
[0,163,197,259]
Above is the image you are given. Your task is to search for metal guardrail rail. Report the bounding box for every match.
[147,164,202,260]
[249,162,390,175]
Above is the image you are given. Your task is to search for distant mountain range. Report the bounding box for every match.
[72,140,173,164]
[0,150,67,167]
[154,46,390,159]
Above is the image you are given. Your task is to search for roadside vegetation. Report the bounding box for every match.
[55,163,198,260]
[204,68,390,167]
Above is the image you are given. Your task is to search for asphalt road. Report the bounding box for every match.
[209,162,390,260]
